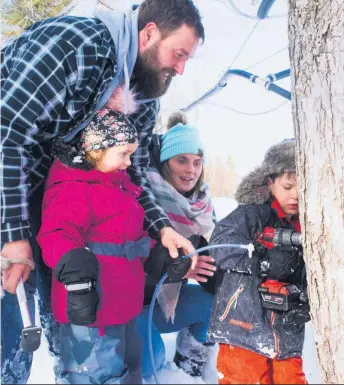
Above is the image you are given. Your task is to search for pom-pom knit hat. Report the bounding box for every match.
[160,112,204,163]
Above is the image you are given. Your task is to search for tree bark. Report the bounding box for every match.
[288,1,344,383]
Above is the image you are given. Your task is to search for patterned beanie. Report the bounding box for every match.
[160,112,204,163]
[69,108,137,166]
[81,108,137,151]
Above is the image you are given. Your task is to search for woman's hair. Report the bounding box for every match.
[160,159,205,195]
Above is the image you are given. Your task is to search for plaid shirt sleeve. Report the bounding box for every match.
[1,20,109,243]
[127,101,172,238]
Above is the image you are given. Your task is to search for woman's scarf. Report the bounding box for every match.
[147,168,215,322]
[147,169,215,239]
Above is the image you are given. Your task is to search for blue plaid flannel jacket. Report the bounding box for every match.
[1,16,171,243]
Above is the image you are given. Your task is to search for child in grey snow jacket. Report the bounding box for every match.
[208,139,310,384]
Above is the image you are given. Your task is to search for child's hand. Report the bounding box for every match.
[265,245,301,281]
[66,287,99,326]
[54,248,99,325]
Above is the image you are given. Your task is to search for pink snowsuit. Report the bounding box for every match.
[37,159,151,327]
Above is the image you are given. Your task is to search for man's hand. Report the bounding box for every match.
[1,240,33,294]
[184,255,217,282]
[159,227,197,269]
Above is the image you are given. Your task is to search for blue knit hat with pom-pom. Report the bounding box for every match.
[160,112,204,163]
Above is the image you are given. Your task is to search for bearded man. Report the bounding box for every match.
[0,1,204,383]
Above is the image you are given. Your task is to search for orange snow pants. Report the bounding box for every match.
[217,344,308,384]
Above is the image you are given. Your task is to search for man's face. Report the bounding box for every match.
[134,24,199,98]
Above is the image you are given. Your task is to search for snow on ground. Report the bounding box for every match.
[28,198,322,384]
[27,323,211,384]
[27,317,322,384]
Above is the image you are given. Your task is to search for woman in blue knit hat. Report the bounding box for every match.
[136,112,219,381]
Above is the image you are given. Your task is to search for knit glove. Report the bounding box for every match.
[283,302,310,325]
[165,249,192,282]
[265,245,301,281]
[54,248,99,326]
[144,242,191,283]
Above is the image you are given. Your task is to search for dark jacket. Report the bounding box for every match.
[143,135,218,305]
[148,133,163,171]
[207,200,307,359]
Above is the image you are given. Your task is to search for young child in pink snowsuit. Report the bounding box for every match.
[37,98,150,384]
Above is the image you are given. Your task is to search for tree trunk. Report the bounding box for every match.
[288,1,344,383]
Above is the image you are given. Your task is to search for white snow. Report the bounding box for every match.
[27,286,322,384]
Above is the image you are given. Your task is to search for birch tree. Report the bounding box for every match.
[288,1,344,383]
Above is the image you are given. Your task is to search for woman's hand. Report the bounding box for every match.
[159,227,198,269]
[184,255,217,282]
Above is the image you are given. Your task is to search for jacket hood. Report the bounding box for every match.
[46,160,141,197]
[235,139,296,205]
[93,7,139,87]
[94,6,158,104]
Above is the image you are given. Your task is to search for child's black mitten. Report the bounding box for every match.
[54,248,99,326]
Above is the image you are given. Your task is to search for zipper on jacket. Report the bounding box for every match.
[219,284,245,322]
[270,311,279,356]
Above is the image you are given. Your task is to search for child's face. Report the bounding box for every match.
[95,143,138,173]
[268,172,299,216]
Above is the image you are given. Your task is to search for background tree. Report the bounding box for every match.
[204,156,240,198]
[2,0,71,38]
[289,1,344,383]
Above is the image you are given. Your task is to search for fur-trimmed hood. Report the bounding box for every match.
[235,139,296,205]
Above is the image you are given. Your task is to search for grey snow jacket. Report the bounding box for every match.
[207,202,307,359]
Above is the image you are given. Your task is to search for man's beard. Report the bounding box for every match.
[132,42,176,99]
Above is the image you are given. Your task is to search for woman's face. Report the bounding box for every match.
[167,154,203,194]
[268,172,299,216]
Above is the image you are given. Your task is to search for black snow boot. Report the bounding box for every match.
[173,328,216,378]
